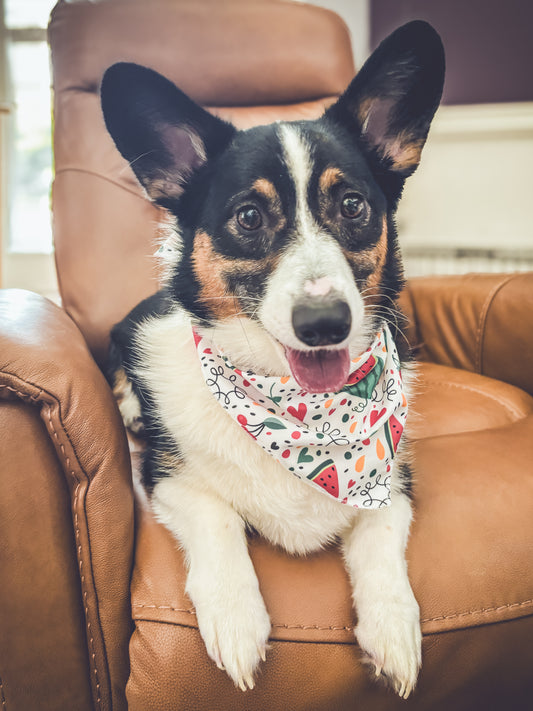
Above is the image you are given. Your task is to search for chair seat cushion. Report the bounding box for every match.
[126,363,533,710]
[409,362,533,440]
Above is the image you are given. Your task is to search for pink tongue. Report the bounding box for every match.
[285,347,351,393]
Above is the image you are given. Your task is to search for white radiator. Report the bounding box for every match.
[403,248,533,278]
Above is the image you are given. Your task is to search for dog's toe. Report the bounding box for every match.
[195,588,271,691]
[355,595,422,698]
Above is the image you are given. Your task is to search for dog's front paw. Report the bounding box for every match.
[355,594,422,699]
[193,587,271,691]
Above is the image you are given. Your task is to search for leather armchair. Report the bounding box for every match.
[1,2,532,709]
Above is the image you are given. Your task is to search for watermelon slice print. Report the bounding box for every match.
[384,414,404,456]
[342,355,384,399]
[307,459,339,498]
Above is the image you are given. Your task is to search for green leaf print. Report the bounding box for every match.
[266,383,283,406]
[263,417,287,430]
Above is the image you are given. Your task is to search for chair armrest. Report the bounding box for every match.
[400,273,533,396]
[0,289,133,711]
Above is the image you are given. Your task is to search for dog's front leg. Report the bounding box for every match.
[151,475,271,690]
[341,491,421,698]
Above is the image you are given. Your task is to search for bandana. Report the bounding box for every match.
[193,324,407,508]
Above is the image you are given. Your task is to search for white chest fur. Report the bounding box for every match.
[135,310,358,554]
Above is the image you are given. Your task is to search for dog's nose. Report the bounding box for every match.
[292,300,352,347]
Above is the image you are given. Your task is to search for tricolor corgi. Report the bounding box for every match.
[101,21,444,698]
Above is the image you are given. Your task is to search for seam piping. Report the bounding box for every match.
[0,674,7,710]
[475,274,516,374]
[132,598,533,630]
[0,378,103,710]
[423,378,529,421]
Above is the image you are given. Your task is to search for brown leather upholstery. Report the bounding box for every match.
[0,290,134,711]
[1,1,532,710]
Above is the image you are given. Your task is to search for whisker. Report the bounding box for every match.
[362,299,411,351]
[233,298,257,359]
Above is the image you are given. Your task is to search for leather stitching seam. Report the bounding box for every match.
[43,402,102,710]
[0,379,103,710]
[475,274,516,374]
[54,166,151,203]
[421,598,533,623]
[0,674,6,710]
[272,623,352,631]
[132,605,353,632]
[72,478,102,710]
[0,382,42,403]
[132,597,533,630]
[133,604,195,614]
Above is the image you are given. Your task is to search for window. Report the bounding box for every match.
[4,0,56,252]
[1,0,57,296]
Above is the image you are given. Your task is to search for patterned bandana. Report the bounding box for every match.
[193,323,407,508]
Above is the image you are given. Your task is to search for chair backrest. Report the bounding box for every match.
[48,0,355,363]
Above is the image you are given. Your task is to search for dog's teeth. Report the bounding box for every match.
[374,665,382,677]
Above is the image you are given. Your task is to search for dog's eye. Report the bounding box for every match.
[341,193,365,219]
[236,205,262,231]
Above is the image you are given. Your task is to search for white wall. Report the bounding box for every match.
[298,0,370,70]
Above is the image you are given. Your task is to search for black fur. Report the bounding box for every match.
[107,290,178,490]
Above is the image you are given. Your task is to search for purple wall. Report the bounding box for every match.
[370,0,533,105]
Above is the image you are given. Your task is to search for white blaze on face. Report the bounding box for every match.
[259,123,367,356]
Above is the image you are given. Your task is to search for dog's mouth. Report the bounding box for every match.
[284,346,351,394]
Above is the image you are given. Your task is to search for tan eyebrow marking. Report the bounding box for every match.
[250,178,286,226]
[252,178,281,206]
[319,166,345,194]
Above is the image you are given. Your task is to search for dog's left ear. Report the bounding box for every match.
[326,21,445,176]
[101,63,236,204]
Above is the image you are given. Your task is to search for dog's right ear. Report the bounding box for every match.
[325,21,444,178]
[100,63,236,203]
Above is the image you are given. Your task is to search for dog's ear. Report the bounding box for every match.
[101,63,236,202]
[326,21,445,176]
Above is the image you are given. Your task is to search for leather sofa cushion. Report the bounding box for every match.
[410,362,533,440]
[126,361,533,709]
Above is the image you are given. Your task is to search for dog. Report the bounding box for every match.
[101,20,444,698]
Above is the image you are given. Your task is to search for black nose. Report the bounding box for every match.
[292,300,352,347]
